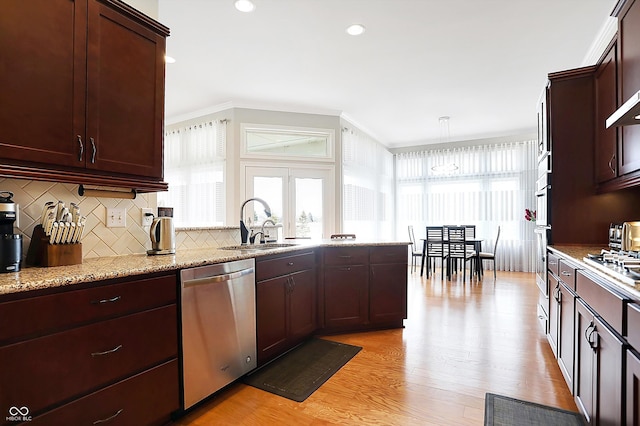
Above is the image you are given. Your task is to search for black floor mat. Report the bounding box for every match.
[484,393,585,425]
[243,338,362,402]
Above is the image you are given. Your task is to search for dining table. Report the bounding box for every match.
[420,237,484,278]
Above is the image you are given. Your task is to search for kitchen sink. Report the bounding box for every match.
[219,243,299,251]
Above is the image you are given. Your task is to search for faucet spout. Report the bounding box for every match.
[240,197,272,245]
[260,218,277,243]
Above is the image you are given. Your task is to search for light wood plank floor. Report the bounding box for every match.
[172,269,576,425]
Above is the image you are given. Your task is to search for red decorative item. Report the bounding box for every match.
[525,208,537,222]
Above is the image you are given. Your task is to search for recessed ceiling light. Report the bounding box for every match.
[235,0,255,12]
[164,55,176,64]
[346,24,366,36]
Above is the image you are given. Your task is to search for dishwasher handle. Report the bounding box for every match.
[183,267,255,287]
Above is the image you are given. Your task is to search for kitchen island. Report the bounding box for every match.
[0,239,409,425]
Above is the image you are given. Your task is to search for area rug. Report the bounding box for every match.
[243,338,362,402]
[484,393,585,425]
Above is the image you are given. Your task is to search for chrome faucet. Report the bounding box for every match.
[240,197,271,245]
[260,218,277,243]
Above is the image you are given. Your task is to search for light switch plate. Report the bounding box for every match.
[141,208,153,226]
[106,208,126,228]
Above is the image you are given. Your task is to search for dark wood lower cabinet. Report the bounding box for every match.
[323,265,369,328]
[322,245,408,333]
[369,262,407,324]
[574,298,625,425]
[255,251,317,366]
[558,282,575,393]
[0,273,179,425]
[27,359,179,426]
[627,349,640,426]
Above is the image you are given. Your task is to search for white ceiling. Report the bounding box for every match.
[158,0,618,147]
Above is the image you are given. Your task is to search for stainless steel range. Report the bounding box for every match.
[583,249,640,287]
[583,223,640,287]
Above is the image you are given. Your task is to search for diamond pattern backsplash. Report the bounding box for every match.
[2,178,240,261]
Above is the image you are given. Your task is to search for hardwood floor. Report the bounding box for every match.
[172,269,576,425]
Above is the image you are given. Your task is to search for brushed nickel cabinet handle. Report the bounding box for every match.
[90,137,97,163]
[77,135,84,161]
[91,344,123,357]
[91,295,121,304]
[561,271,571,276]
[609,153,616,175]
[287,262,294,266]
[93,408,123,424]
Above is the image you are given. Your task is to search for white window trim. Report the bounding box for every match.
[240,123,335,162]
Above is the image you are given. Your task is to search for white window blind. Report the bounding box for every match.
[342,127,394,239]
[158,120,227,227]
[395,140,537,272]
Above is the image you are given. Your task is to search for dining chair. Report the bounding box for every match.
[479,226,500,279]
[407,225,423,273]
[462,224,477,275]
[424,226,445,278]
[444,226,474,281]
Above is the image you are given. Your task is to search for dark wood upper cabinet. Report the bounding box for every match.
[0,0,169,192]
[595,42,619,184]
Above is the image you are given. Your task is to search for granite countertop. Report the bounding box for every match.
[549,244,640,298]
[0,239,410,297]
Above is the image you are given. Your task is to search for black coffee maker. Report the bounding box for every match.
[0,191,22,273]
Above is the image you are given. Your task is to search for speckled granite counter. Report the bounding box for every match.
[549,244,640,299]
[0,239,410,297]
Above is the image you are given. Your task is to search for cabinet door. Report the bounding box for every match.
[575,299,596,424]
[29,359,179,426]
[323,265,369,328]
[558,283,575,394]
[595,43,618,183]
[0,305,177,415]
[288,269,317,341]
[620,0,640,176]
[0,0,87,167]
[626,349,640,426]
[593,315,625,426]
[85,0,165,178]
[548,274,560,357]
[369,262,407,324]
[256,276,288,364]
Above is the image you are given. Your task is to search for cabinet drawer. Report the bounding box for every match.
[628,303,640,347]
[256,250,315,281]
[548,252,561,276]
[0,273,177,344]
[558,260,577,290]
[28,359,179,426]
[0,304,178,415]
[323,247,369,266]
[576,270,628,336]
[370,245,408,264]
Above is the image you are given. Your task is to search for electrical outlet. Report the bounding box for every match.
[106,208,126,228]
[141,208,153,226]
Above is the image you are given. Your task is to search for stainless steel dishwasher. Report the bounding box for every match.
[180,258,257,409]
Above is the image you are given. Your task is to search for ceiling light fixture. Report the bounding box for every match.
[235,0,255,12]
[346,24,366,36]
[164,55,176,64]
[431,116,458,173]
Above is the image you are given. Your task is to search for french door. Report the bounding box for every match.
[243,165,334,239]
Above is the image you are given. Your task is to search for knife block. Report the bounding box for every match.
[26,225,83,267]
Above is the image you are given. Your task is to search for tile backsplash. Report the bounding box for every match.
[1,178,240,261]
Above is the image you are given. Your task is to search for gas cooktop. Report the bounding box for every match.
[583,249,640,287]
